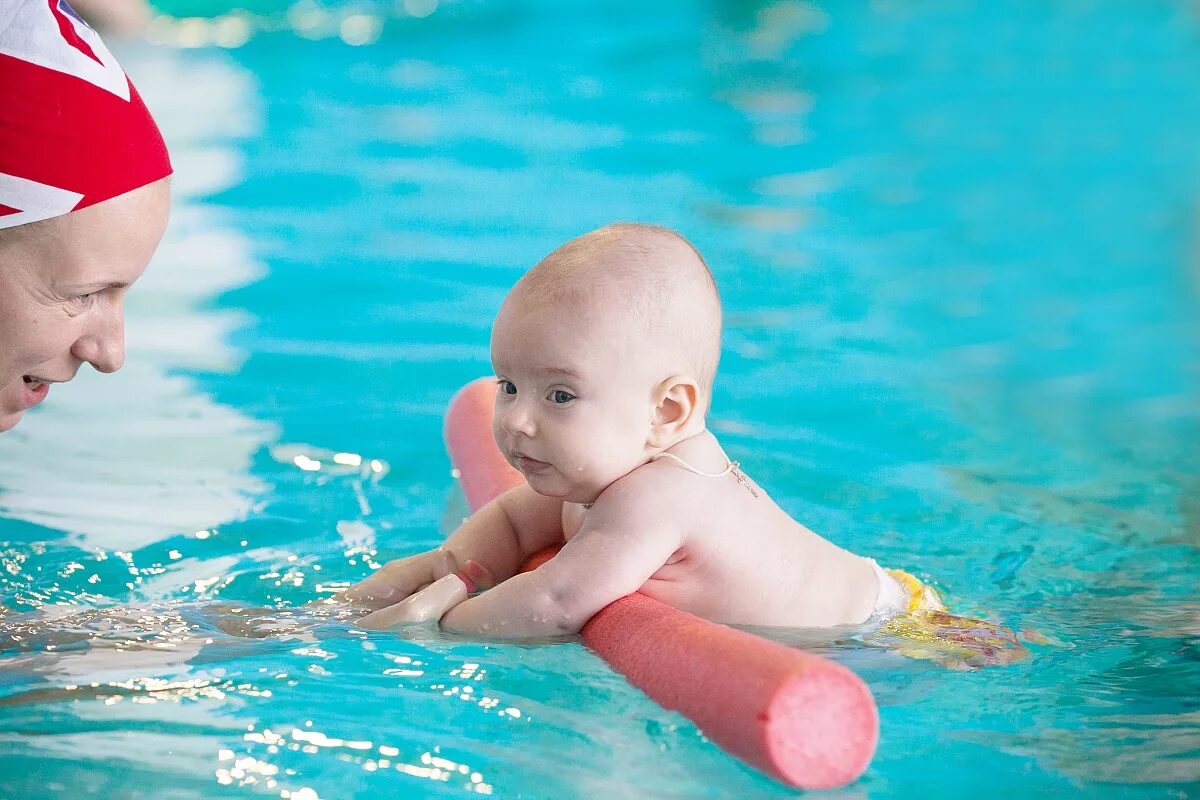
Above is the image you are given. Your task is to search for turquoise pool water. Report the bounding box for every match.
[2,1,1199,797]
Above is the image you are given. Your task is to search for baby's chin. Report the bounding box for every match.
[522,470,604,505]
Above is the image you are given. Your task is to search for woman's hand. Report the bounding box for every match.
[357,574,470,629]
[340,547,498,610]
[338,550,448,610]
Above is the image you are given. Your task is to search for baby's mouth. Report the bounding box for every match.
[512,452,552,473]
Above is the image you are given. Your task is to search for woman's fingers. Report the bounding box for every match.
[357,575,469,630]
[339,557,434,609]
[338,548,492,613]
[459,559,496,591]
[421,573,470,608]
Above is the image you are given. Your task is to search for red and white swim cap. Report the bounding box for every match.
[0,0,172,230]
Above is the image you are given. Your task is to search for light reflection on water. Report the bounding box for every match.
[2,1,1200,798]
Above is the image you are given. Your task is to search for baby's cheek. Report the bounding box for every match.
[565,457,606,491]
[562,454,592,478]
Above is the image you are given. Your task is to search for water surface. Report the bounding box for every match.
[1,2,1198,797]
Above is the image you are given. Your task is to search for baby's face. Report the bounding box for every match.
[490,293,656,504]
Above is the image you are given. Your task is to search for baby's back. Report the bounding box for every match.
[564,433,877,628]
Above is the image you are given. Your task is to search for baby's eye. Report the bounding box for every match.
[548,389,576,405]
[497,379,517,395]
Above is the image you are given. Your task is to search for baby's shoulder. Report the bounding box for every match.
[590,459,703,525]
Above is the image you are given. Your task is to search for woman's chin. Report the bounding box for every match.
[0,409,23,433]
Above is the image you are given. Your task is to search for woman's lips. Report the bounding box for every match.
[21,379,50,410]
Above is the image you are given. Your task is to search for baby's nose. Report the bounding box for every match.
[502,403,537,437]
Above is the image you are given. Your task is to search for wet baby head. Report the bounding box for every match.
[491,223,722,504]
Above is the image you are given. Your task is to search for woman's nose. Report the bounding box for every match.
[71,305,126,374]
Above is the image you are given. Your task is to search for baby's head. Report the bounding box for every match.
[490,223,722,504]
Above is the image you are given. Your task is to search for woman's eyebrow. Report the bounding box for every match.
[73,280,130,292]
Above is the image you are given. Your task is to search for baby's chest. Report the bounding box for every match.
[561,503,586,541]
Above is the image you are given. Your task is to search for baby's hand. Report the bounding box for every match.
[340,550,496,611]
[357,574,470,630]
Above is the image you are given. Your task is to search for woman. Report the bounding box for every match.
[0,0,173,433]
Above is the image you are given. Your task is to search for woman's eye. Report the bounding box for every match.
[549,390,575,404]
[497,379,517,395]
[74,293,93,304]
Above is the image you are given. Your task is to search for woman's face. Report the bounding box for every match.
[0,179,170,432]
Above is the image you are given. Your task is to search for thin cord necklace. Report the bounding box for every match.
[580,433,760,510]
[650,450,760,498]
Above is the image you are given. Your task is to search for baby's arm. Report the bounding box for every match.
[439,486,681,638]
[341,483,564,610]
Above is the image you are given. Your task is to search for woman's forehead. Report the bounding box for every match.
[21,182,169,286]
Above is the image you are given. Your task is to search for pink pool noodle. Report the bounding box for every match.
[443,378,879,789]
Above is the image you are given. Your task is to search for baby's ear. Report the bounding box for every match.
[649,376,700,446]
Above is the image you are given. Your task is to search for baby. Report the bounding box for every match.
[343,223,944,637]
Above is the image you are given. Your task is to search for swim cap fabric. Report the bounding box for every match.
[0,0,172,230]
